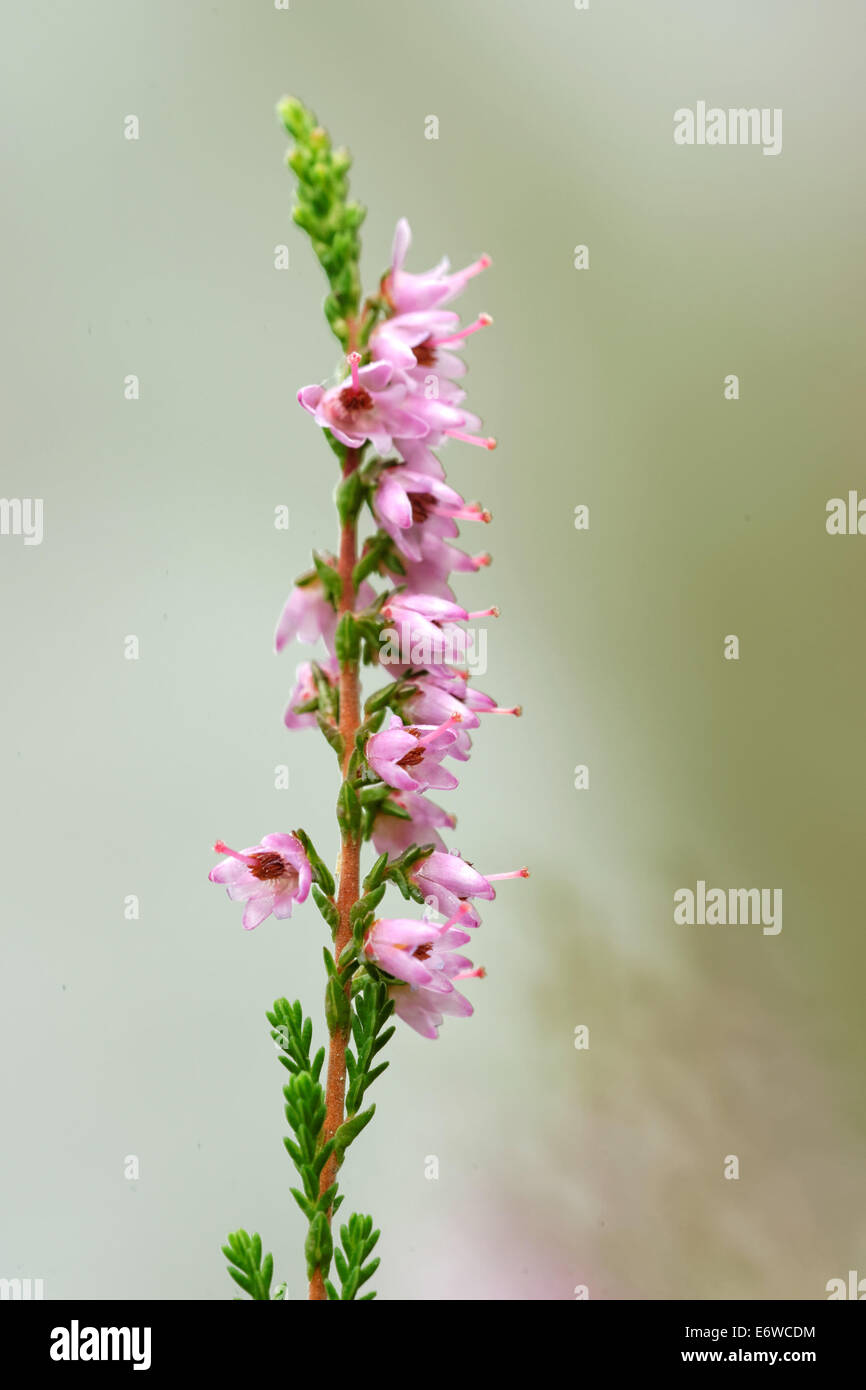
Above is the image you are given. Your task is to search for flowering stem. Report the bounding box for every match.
[308,447,361,1300]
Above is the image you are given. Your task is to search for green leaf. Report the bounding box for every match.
[336,779,362,839]
[334,1104,375,1160]
[335,611,361,665]
[305,1212,333,1281]
[222,1228,275,1300]
[357,781,389,807]
[335,469,364,525]
[294,827,336,896]
[325,976,350,1033]
[327,1212,381,1300]
[316,714,345,762]
[312,884,339,934]
[312,551,342,606]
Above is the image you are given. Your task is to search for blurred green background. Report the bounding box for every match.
[2,0,864,1299]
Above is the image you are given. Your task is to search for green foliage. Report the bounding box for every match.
[363,677,417,717]
[293,828,336,897]
[362,841,435,901]
[312,883,339,935]
[349,883,387,950]
[352,530,406,588]
[335,611,361,666]
[259,993,392,1294]
[278,96,365,348]
[267,997,325,1083]
[335,469,366,526]
[317,714,345,763]
[325,975,351,1033]
[325,1214,381,1301]
[312,551,342,607]
[305,1212,334,1282]
[265,999,338,1253]
[336,778,362,839]
[345,979,395,1116]
[222,1229,275,1301]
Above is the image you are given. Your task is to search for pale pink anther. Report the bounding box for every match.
[431,314,493,348]
[440,901,473,932]
[445,429,497,450]
[213,840,251,864]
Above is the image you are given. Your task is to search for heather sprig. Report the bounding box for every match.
[209,96,527,1301]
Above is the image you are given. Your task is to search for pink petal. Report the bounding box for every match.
[242,894,274,931]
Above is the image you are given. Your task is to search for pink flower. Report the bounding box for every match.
[409,851,493,925]
[373,465,489,564]
[275,575,375,658]
[365,713,461,792]
[371,789,456,858]
[389,975,479,1040]
[408,853,530,927]
[274,571,337,655]
[209,834,312,930]
[298,353,427,453]
[369,309,462,373]
[400,677,521,755]
[400,677,479,730]
[362,913,470,990]
[391,389,495,454]
[397,531,492,601]
[377,592,499,679]
[372,310,493,394]
[368,904,485,1040]
[383,218,491,315]
[380,592,497,648]
[283,657,339,730]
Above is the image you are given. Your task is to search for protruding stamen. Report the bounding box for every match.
[486,868,530,881]
[482,704,522,716]
[432,313,493,348]
[445,429,497,450]
[213,840,252,864]
[347,351,362,390]
[464,254,492,279]
[455,966,486,981]
[441,901,472,932]
[471,552,492,569]
[422,712,462,738]
[455,502,491,523]
[467,606,499,620]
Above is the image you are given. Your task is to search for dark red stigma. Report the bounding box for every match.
[339,385,374,412]
[409,492,436,524]
[397,746,425,768]
[248,851,285,881]
[412,338,437,367]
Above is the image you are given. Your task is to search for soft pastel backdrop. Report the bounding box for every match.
[2,0,864,1299]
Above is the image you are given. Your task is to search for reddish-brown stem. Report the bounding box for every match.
[308,447,361,1301]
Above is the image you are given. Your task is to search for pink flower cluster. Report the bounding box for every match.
[358,222,526,1036]
[210,220,527,1038]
